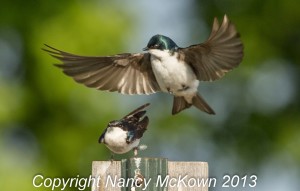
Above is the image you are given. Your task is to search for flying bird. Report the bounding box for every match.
[43,15,243,115]
[98,103,150,158]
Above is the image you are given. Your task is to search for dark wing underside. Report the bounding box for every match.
[43,45,160,95]
[179,15,243,81]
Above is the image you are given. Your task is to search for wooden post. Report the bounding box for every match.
[121,158,168,191]
[92,158,208,191]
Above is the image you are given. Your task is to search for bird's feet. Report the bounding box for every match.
[110,153,115,162]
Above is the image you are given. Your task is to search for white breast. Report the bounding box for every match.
[149,49,199,96]
[104,127,140,154]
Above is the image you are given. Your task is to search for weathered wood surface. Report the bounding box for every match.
[92,158,208,191]
[92,161,122,191]
[168,161,208,191]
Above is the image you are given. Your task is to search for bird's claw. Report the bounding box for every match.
[110,153,115,162]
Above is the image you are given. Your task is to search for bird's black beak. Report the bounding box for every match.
[143,47,149,51]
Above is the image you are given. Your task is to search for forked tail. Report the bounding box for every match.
[172,94,215,115]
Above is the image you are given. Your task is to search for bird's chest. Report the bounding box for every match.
[104,127,139,154]
[105,127,127,146]
[150,51,196,93]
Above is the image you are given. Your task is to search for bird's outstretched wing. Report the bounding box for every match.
[43,45,160,95]
[179,15,243,81]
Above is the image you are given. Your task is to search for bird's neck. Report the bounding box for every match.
[149,49,176,59]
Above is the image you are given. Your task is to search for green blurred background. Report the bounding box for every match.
[0,0,299,190]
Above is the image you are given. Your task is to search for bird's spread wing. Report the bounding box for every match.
[179,15,243,81]
[43,45,160,95]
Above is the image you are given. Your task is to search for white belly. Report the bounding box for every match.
[150,50,199,96]
[104,127,140,154]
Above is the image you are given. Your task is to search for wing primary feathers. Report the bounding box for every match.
[123,103,150,119]
[43,44,160,95]
[180,15,243,82]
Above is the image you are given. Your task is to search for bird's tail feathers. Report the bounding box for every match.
[172,96,192,115]
[172,94,215,115]
[192,93,215,115]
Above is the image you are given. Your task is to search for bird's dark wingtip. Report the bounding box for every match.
[42,44,61,56]
[42,44,67,56]
[209,110,216,115]
[53,63,64,68]
[98,134,105,144]
[140,103,150,108]
[43,44,57,50]
[123,103,150,119]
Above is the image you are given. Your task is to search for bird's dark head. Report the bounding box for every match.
[143,34,178,51]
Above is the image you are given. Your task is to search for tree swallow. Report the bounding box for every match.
[99,103,150,157]
[44,15,243,115]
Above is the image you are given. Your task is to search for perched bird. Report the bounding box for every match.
[44,15,243,115]
[98,103,150,157]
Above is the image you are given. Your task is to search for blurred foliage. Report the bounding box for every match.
[0,0,300,191]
